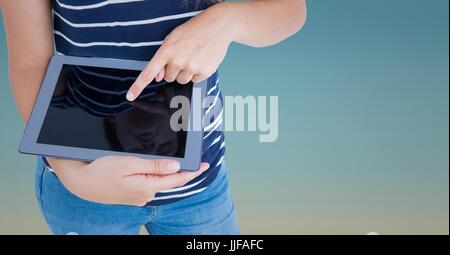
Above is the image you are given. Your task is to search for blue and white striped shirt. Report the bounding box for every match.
[50,0,225,205]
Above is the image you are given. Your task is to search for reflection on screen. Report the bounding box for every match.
[37,64,191,158]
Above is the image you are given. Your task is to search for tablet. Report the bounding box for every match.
[19,55,206,171]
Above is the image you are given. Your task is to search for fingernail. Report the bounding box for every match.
[126,91,135,101]
[167,161,180,171]
[202,163,210,171]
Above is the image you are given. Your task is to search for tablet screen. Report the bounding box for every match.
[36,64,191,158]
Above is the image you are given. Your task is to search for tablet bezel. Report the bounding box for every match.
[19,55,205,171]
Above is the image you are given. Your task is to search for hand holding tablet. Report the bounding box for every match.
[48,155,209,206]
[20,56,207,171]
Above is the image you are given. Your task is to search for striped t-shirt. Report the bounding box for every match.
[50,0,225,205]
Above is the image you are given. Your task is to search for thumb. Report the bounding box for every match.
[122,157,180,176]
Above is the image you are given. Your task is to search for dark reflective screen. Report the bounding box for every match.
[37,64,191,158]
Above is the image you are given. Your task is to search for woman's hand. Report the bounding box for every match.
[125,0,306,101]
[48,157,209,206]
[126,4,233,101]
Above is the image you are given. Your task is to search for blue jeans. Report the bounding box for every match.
[35,157,240,235]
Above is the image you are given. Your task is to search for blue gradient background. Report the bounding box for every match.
[0,0,448,234]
